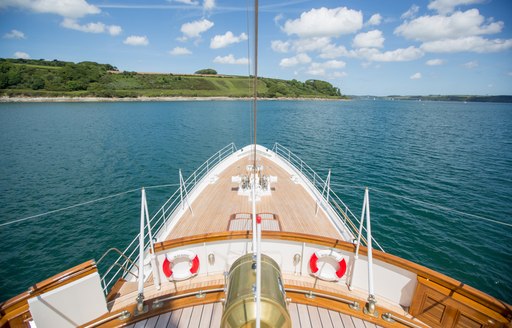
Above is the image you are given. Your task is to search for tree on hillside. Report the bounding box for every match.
[305,79,341,97]
[195,68,217,75]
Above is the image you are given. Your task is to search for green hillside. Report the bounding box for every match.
[0,59,344,99]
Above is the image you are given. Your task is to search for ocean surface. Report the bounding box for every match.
[0,100,511,304]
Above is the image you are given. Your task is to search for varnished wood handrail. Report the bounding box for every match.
[154,230,512,319]
[29,259,97,294]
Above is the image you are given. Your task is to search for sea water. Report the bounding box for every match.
[0,100,511,303]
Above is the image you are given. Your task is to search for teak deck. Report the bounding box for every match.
[167,155,342,240]
[124,302,382,328]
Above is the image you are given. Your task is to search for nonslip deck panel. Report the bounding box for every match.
[167,155,342,240]
[124,302,383,328]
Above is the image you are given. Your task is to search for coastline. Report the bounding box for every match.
[0,96,347,103]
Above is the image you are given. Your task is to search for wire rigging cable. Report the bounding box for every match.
[329,182,512,228]
[0,183,181,228]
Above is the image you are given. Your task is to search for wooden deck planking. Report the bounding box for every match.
[136,302,384,328]
[198,303,213,328]
[210,302,223,327]
[340,312,357,328]
[318,307,334,328]
[168,155,341,240]
[289,303,300,327]
[187,305,204,328]
[351,316,369,328]
[177,306,192,328]
[154,312,172,328]
[167,308,182,328]
[297,303,312,328]
[328,309,344,327]
[307,305,322,327]
[145,315,160,327]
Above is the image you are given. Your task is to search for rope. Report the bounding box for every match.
[0,183,181,228]
[144,183,181,190]
[328,182,512,228]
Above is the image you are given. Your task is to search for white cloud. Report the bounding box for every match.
[13,51,30,59]
[279,53,311,67]
[283,7,363,38]
[0,0,100,18]
[271,40,290,53]
[306,66,326,76]
[271,37,336,56]
[401,5,419,20]
[4,29,25,39]
[213,54,248,65]
[463,60,478,69]
[123,35,149,46]
[274,14,284,25]
[365,46,424,62]
[319,44,350,59]
[181,19,214,38]
[428,0,485,15]
[426,58,445,65]
[108,25,122,36]
[421,36,512,53]
[61,18,103,33]
[61,18,122,36]
[306,60,346,77]
[410,72,422,80]
[203,0,214,11]
[210,31,247,49]
[170,47,192,55]
[395,9,503,42]
[174,0,199,5]
[292,37,332,53]
[367,13,382,26]
[332,71,348,78]
[353,30,384,48]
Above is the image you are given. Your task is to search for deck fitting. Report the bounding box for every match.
[349,301,360,311]
[118,310,131,321]
[382,312,395,322]
[134,305,148,316]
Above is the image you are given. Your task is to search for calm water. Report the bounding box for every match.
[0,100,511,303]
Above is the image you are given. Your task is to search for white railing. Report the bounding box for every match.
[271,143,384,251]
[99,143,237,293]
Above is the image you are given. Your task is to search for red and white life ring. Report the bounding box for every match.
[309,249,347,281]
[162,250,200,281]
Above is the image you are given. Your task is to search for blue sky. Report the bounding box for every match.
[1,0,511,96]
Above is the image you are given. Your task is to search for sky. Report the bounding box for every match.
[1,0,511,96]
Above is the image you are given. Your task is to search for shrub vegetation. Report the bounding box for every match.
[0,58,344,99]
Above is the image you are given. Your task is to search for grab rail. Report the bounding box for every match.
[99,143,237,293]
[272,142,383,251]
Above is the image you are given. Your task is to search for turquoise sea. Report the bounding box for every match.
[0,100,511,303]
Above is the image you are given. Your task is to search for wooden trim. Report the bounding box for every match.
[226,212,281,231]
[413,277,509,323]
[285,285,429,328]
[153,230,512,320]
[106,278,127,303]
[30,259,97,294]
[0,260,98,327]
